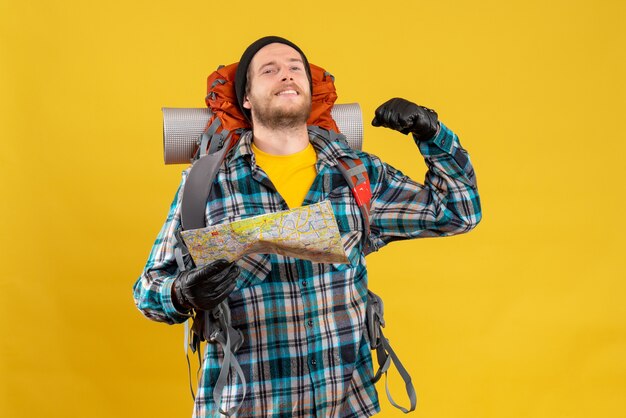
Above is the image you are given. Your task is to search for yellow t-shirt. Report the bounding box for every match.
[251,142,317,209]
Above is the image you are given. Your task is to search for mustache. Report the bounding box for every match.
[273,83,302,95]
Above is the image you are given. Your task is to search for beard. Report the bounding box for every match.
[250,95,312,130]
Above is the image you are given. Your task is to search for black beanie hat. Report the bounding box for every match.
[234,36,312,121]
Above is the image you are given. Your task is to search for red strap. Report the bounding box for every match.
[338,158,372,252]
[353,177,372,208]
[338,159,371,208]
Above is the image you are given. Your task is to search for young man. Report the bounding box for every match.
[134,36,481,417]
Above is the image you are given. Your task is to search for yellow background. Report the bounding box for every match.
[1,0,625,416]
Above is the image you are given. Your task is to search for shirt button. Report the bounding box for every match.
[307,320,313,327]
[311,359,317,366]
[302,280,307,287]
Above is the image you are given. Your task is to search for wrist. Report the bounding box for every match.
[430,122,441,141]
[172,277,192,313]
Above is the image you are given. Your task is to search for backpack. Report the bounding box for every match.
[166,62,416,415]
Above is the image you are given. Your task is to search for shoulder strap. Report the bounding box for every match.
[334,135,418,413]
[176,138,249,416]
[336,156,372,253]
[181,133,235,230]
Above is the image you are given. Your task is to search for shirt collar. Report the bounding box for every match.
[227,127,359,170]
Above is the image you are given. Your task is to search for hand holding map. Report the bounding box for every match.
[180,200,349,266]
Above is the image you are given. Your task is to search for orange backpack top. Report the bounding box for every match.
[201,62,339,156]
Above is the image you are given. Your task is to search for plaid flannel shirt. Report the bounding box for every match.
[133,122,481,417]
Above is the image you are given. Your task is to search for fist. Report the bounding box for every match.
[173,259,240,312]
[372,98,439,140]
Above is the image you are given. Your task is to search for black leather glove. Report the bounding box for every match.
[173,259,240,312]
[372,97,439,140]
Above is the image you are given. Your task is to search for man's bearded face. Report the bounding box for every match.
[243,43,312,130]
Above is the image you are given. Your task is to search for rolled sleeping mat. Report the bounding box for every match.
[162,103,363,165]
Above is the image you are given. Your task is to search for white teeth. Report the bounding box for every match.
[277,90,297,95]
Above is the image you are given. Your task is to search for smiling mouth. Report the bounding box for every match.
[275,89,299,96]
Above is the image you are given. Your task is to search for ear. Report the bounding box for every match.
[243,95,251,110]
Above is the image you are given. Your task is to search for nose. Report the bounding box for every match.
[279,65,293,81]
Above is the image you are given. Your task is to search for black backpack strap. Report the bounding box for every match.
[181,134,234,230]
[177,128,247,413]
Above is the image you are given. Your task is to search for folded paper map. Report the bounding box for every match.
[180,200,349,266]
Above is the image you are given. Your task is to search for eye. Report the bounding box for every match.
[290,65,303,71]
[261,67,276,75]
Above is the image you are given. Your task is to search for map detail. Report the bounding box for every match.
[180,200,349,266]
